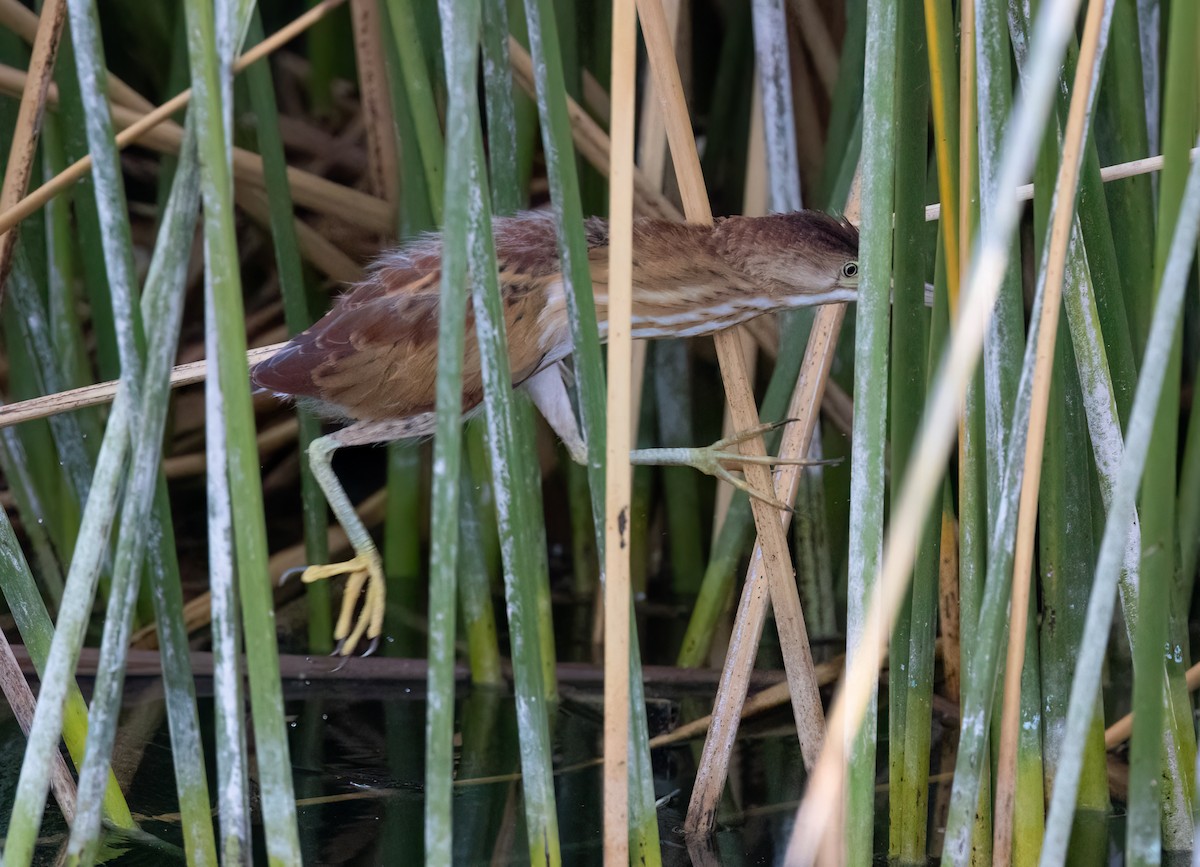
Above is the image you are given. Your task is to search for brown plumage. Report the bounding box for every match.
[256,208,858,655]
[251,209,859,424]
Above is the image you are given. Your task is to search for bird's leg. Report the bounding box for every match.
[298,419,419,656]
[524,365,832,511]
[630,420,837,511]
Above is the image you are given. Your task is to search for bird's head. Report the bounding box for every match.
[714,210,860,303]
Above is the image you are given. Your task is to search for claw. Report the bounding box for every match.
[329,638,346,658]
[300,551,386,657]
[279,566,307,587]
[361,635,381,659]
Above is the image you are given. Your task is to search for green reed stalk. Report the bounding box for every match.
[244,11,332,651]
[457,465,502,685]
[887,2,937,859]
[38,111,95,582]
[937,42,986,856]
[383,441,425,655]
[945,4,990,861]
[941,231,1049,866]
[198,9,253,860]
[0,464,134,840]
[423,0,478,857]
[1063,102,1137,427]
[935,1,1089,857]
[1010,10,1142,844]
[515,392,559,695]
[385,0,445,221]
[977,3,1047,860]
[520,0,604,524]
[457,55,586,867]
[818,0,866,210]
[556,0,608,611]
[1037,316,1111,833]
[952,11,993,853]
[454,690,510,860]
[460,129,565,863]
[1153,15,1200,784]
[845,0,897,857]
[481,0,521,215]
[184,0,301,860]
[6,254,94,541]
[522,0,662,854]
[1180,394,1200,596]
[49,29,118,382]
[40,115,93,398]
[920,27,961,811]
[674,334,806,667]
[0,423,62,603]
[794,437,838,643]
[0,284,67,571]
[652,341,705,593]
[566,458,598,600]
[1128,4,1200,860]
[480,0,550,682]
[1097,0,1155,357]
[2,0,157,854]
[305,0,338,116]
[205,248,250,861]
[63,128,212,867]
[1039,129,1200,867]
[503,0,538,192]
[379,0,436,656]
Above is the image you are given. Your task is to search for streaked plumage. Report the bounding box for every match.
[253,208,858,655]
[251,209,859,422]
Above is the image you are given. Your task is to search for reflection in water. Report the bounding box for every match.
[10,672,1125,864]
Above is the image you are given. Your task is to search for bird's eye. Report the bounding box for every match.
[842,260,859,279]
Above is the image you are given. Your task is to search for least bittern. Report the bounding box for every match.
[253,209,860,655]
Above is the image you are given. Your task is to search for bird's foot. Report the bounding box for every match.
[294,552,385,657]
[630,419,837,511]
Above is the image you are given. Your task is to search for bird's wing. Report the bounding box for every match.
[251,272,444,419]
[252,265,559,422]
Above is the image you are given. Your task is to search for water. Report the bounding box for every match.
[2,670,823,865]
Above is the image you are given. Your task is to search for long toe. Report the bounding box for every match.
[714,466,794,513]
[300,554,372,585]
[331,554,387,656]
[713,418,799,449]
[715,452,840,468]
[289,552,387,656]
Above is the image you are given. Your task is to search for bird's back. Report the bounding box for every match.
[250,210,836,422]
[252,213,578,422]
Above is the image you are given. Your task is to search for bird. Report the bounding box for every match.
[252,208,860,655]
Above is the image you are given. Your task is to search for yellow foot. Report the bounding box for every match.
[299,553,385,656]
